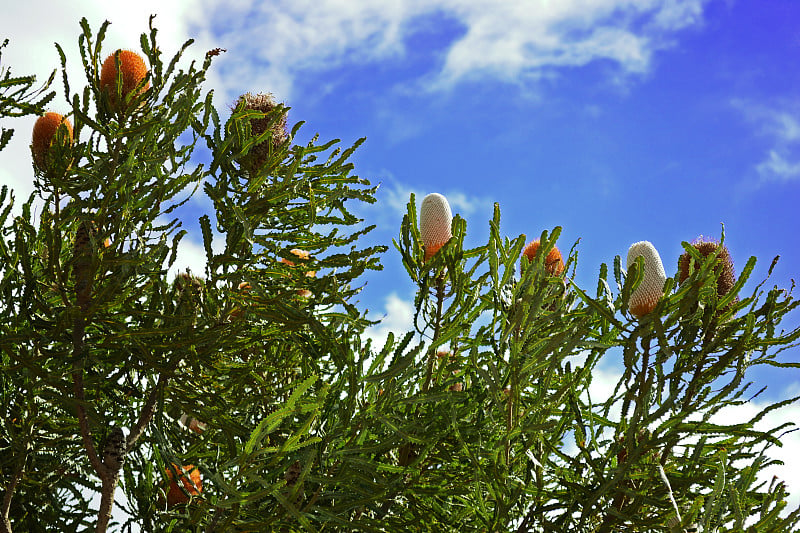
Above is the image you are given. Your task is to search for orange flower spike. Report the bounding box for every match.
[420,193,453,261]
[100,49,149,110]
[522,239,564,276]
[626,241,667,318]
[165,464,202,507]
[31,112,73,172]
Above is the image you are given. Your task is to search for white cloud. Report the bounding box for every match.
[733,100,800,185]
[376,180,493,221]
[363,291,416,350]
[756,150,800,183]
[194,0,710,101]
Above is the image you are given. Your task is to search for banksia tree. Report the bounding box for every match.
[2,17,800,533]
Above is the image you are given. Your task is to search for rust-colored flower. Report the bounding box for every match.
[522,239,564,276]
[678,238,736,298]
[31,112,73,173]
[420,193,452,261]
[100,49,149,110]
[165,464,202,507]
[232,92,289,173]
[626,241,666,318]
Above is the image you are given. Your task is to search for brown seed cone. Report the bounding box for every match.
[678,239,736,299]
[232,92,289,173]
[284,461,302,486]
[73,221,95,312]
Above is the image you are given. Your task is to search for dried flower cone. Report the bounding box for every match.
[420,193,452,261]
[73,221,95,312]
[522,240,564,276]
[100,50,150,110]
[31,112,73,173]
[233,92,289,173]
[678,239,736,298]
[626,241,667,318]
[166,464,202,507]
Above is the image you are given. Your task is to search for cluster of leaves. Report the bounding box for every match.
[1,18,799,533]
[0,39,55,151]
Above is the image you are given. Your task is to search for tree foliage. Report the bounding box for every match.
[1,18,799,533]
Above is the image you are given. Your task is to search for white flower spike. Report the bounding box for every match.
[420,193,453,261]
[626,241,667,318]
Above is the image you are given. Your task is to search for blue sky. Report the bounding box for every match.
[2,0,800,508]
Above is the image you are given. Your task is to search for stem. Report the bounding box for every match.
[126,374,165,449]
[598,338,651,533]
[72,317,105,478]
[1,456,25,533]
[422,273,446,392]
[96,474,120,533]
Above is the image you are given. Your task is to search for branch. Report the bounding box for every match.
[0,456,25,533]
[72,315,105,479]
[126,373,166,449]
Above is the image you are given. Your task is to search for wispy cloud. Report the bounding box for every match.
[369,179,494,231]
[733,99,800,185]
[199,0,711,102]
[363,291,416,350]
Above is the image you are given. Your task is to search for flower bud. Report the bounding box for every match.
[626,241,666,318]
[420,193,452,261]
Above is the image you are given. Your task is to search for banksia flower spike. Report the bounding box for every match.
[678,237,736,298]
[522,239,565,276]
[420,193,452,262]
[100,49,150,111]
[626,241,667,318]
[232,92,289,173]
[165,464,202,507]
[31,112,73,173]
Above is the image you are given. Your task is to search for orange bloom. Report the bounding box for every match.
[100,50,149,109]
[166,464,202,507]
[31,112,72,172]
[522,240,564,276]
